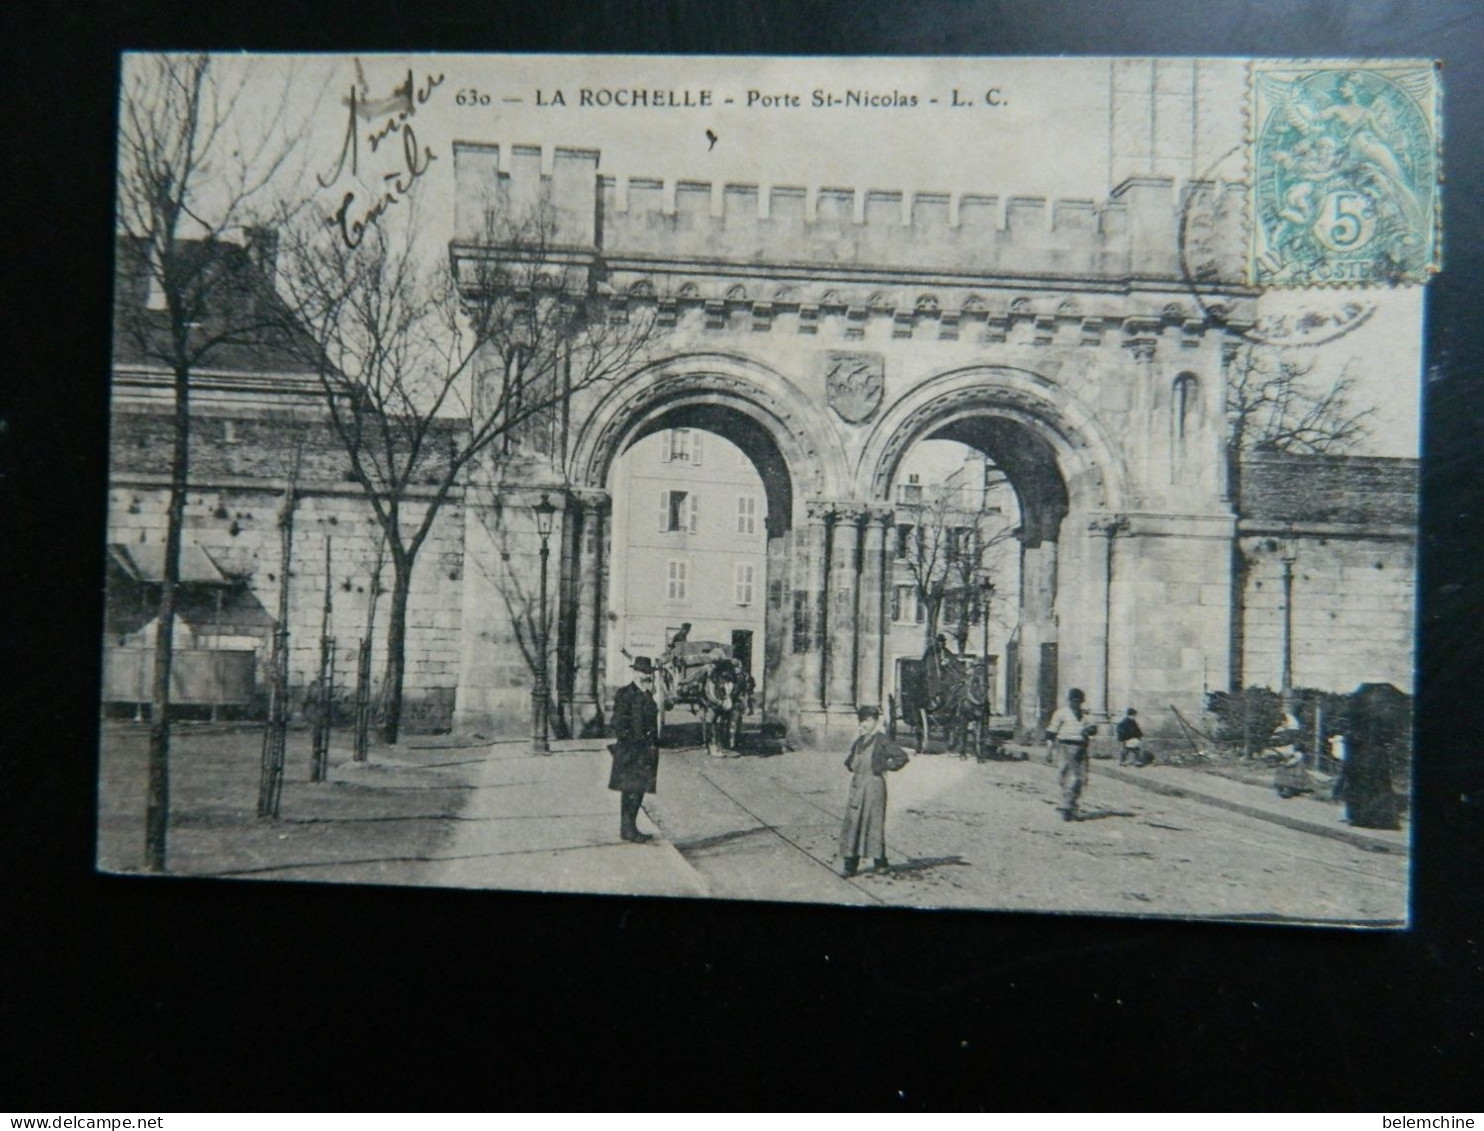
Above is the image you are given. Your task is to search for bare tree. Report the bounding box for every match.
[898,475,1017,654]
[1226,343,1374,455]
[114,54,304,870]
[279,192,656,743]
[944,520,1019,655]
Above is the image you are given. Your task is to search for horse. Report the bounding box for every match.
[917,647,992,758]
[698,659,749,756]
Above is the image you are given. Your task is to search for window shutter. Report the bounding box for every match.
[738,495,758,535]
[659,491,670,532]
[688,493,699,533]
[661,431,672,463]
[735,563,754,605]
[692,431,703,466]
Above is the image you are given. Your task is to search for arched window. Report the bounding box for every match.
[1171,373,1199,479]
[1173,373,1199,442]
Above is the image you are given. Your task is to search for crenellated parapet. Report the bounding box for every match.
[451,141,1249,291]
[600,178,1145,279]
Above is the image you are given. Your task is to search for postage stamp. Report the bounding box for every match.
[1250,61,1440,287]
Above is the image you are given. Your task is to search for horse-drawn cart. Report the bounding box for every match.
[657,640,756,753]
[892,649,1017,760]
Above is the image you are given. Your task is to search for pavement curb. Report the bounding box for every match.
[637,793,715,896]
[1098,763,1409,856]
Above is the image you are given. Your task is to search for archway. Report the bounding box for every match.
[862,367,1128,732]
[567,357,840,739]
[605,405,792,742]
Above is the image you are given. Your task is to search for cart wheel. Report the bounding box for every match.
[916,707,929,754]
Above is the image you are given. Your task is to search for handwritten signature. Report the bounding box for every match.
[318,68,445,247]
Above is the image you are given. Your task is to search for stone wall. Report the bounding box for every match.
[107,404,466,730]
[1236,453,1417,695]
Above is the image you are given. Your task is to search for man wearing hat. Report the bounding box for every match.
[837,705,910,877]
[609,656,661,843]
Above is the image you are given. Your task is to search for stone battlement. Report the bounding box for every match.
[452,142,1246,284]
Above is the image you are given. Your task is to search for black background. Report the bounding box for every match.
[3,0,1481,1111]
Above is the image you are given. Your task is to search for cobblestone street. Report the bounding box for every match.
[99,722,1408,926]
[643,742,1408,924]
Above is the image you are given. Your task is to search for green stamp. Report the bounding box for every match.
[1251,62,1439,286]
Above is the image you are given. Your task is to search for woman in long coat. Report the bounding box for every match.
[838,705,910,876]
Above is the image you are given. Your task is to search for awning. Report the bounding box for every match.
[107,543,232,585]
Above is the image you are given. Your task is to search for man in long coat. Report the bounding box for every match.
[609,656,661,843]
[838,705,910,876]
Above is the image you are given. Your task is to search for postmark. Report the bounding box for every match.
[1249,61,1439,287]
[1179,144,1379,350]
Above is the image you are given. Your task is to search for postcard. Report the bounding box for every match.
[99,53,1436,925]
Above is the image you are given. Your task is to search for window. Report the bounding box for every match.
[1171,373,1199,481]
[945,526,977,567]
[736,495,758,535]
[892,585,923,625]
[659,490,698,533]
[1173,374,1198,442]
[667,560,688,601]
[894,523,915,560]
[662,428,703,465]
[734,563,756,605]
[944,592,964,628]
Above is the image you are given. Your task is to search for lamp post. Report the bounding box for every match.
[1279,523,1297,695]
[976,569,995,756]
[532,493,557,755]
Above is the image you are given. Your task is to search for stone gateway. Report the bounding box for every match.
[445,142,1415,744]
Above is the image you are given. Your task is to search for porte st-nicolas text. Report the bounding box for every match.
[533,88,989,109]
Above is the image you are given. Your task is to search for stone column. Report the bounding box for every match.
[855,505,892,710]
[796,500,832,726]
[763,530,790,723]
[1016,537,1059,732]
[826,504,865,713]
[570,488,609,737]
[1088,515,1128,719]
[593,489,611,709]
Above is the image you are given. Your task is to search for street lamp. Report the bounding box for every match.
[532,492,558,755]
[976,568,995,757]
[1279,522,1297,695]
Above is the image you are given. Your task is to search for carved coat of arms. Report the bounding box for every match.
[824,352,884,424]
